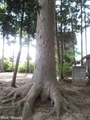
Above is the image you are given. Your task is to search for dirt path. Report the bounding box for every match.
[0,73,90,120]
[0,72,33,88]
[0,72,33,82]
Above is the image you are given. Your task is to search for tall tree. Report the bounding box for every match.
[84,3,87,55]
[56,0,79,79]
[60,0,64,79]
[7,37,16,71]
[0,1,18,71]
[0,0,87,120]
[56,18,61,79]
[81,0,83,65]
[10,0,25,87]
[0,3,6,71]
[76,0,89,65]
[0,0,38,76]
[26,34,30,73]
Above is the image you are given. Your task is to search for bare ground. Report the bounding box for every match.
[0,73,90,120]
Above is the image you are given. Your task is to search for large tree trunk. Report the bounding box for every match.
[0,0,84,120]
[34,0,56,95]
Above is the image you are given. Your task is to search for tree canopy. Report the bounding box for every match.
[0,0,90,120]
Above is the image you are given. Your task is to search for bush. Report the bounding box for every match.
[18,64,26,73]
[4,58,12,72]
[29,61,34,73]
[63,62,72,77]
[18,61,34,73]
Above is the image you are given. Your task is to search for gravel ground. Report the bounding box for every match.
[0,72,90,120]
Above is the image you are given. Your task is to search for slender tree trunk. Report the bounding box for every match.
[60,0,64,79]
[71,16,76,66]
[11,2,24,87]
[84,4,87,55]
[2,35,5,71]
[56,21,61,79]
[61,40,64,79]
[63,27,66,60]
[26,34,30,73]
[11,42,22,87]
[81,0,83,66]
[12,42,15,72]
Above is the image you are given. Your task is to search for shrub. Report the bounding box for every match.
[18,61,34,73]
[18,64,26,73]
[4,58,12,72]
[29,61,34,73]
[63,62,72,77]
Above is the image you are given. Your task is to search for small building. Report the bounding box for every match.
[82,54,90,73]
[82,54,90,84]
[71,54,90,87]
[72,66,87,87]
[72,54,90,86]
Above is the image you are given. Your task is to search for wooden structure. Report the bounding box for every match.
[82,54,90,84]
[82,54,90,72]
[72,54,90,86]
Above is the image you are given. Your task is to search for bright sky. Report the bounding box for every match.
[0,38,36,62]
[0,1,90,62]
[76,27,90,60]
[75,1,90,60]
[0,27,90,63]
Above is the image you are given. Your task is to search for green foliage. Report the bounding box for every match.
[4,58,12,72]
[63,51,74,77]
[63,62,72,77]
[18,61,34,73]
[3,58,35,73]
[18,64,26,73]
[29,61,34,73]
[0,0,40,42]
[56,62,72,77]
[65,50,74,62]
[55,50,75,77]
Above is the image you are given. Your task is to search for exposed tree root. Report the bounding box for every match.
[0,80,89,120]
[45,83,79,119]
[0,80,43,120]
[1,80,34,102]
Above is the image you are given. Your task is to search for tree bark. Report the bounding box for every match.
[81,0,83,66]
[84,4,87,56]
[34,0,56,88]
[0,0,83,120]
[60,0,64,79]
[56,19,61,80]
